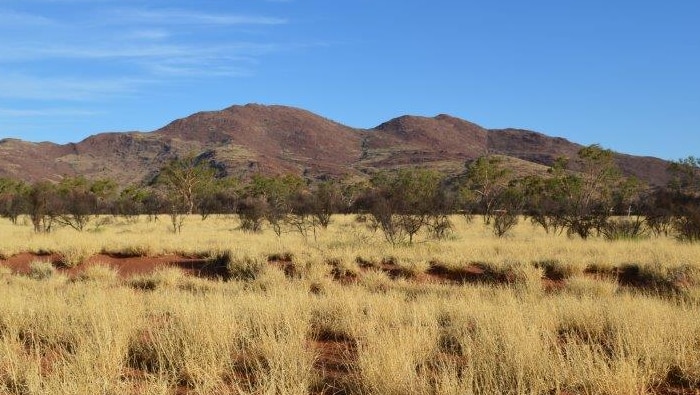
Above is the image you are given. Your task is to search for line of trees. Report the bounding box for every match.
[1,146,699,243]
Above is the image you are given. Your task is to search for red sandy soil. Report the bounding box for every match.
[0,251,668,293]
[0,252,224,279]
[310,337,358,395]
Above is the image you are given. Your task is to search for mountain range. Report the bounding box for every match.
[0,104,672,186]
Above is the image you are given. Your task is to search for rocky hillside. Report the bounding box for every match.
[0,104,673,186]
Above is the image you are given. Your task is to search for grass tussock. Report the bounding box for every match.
[28,260,56,280]
[75,263,120,284]
[534,259,583,280]
[55,243,99,268]
[127,267,186,291]
[0,265,696,393]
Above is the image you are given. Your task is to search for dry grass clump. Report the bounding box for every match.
[355,254,381,269]
[615,262,700,297]
[127,267,186,291]
[0,275,317,394]
[0,246,20,261]
[381,256,431,279]
[310,299,359,343]
[359,269,393,293]
[267,250,294,262]
[75,263,120,284]
[126,289,315,393]
[327,256,360,280]
[211,250,268,282]
[480,260,544,292]
[101,243,154,258]
[28,260,56,280]
[56,245,94,268]
[356,316,440,394]
[533,259,583,280]
[549,295,700,394]
[0,282,140,394]
[566,275,619,298]
[0,266,12,285]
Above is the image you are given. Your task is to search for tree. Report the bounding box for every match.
[237,196,268,233]
[491,181,526,238]
[198,177,240,220]
[90,178,118,214]
[539,145,620,239]
[522,174,566,235]
[307,181,345,229]
[0,178,28,224]
[158,153,216,216]
[239,174,306,236]
[461,156,511,224]
[668,156,700,195]
[115,186,152,221]
[27,181,59,233]
[663,156,700,242]
[576,144,620,212]
[44,176,118,232]
[156,153,217,233]
[357,169,445,245]
[54,176,97,231]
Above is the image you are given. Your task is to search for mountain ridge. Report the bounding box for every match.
[0,103,673,186]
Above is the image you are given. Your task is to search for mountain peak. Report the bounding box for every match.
[0,104,673,186]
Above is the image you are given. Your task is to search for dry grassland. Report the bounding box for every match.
[0,215,699,394]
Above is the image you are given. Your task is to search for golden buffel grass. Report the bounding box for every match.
[0,268,698,394]
[0,215,699,394]
[1,214,699,273]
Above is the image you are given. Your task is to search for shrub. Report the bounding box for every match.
[533,259,581,280]
[103,244,153,258]
[427,215,454,240]
[58,246,92,268]
[267,251,294,262]
[566,275,618,297]
[224,252,267,281]
[674,209,700,242]
[601,217,647,240]
[75,263,119,284]
[355,255,380,269]
[492,212,519,238]
[328,258,359,280]
[0,266,13,282]
[485,260,543,292]
[28,260,56,280]
[128,267,185,290]
[615,262,698,294]
[237,197,268,233]
[394,258,430,279]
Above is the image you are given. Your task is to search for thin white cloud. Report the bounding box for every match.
[124,29,170,41]
[0,107,99,117]
[0,41,279,64]
[0,4,302,105]
[0,10,58,27]
[0,73,146,101]
[105,8,287,27]
[144,61,253,78]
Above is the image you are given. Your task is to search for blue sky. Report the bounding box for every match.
[0,0,698,160]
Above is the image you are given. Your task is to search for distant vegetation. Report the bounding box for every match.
[1,144,698,243]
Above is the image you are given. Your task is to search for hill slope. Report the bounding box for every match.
[0,104,673,186]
